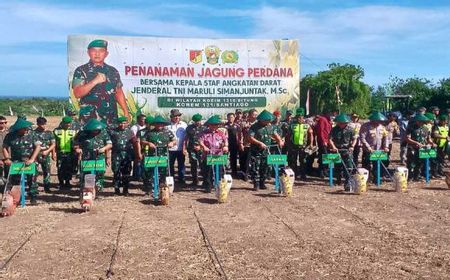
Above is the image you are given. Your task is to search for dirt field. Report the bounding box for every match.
[1,116,449,280]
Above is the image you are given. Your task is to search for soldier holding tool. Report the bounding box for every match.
[248,110,283,190]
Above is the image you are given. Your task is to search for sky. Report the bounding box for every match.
[0,0,449,97]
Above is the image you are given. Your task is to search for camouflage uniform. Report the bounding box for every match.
[33,128,55,190]
[329,125,356,185]
[185,123,204,184]
[249,123,278,189]
[109,127,135,193]
[406,123,431,180]
[54,125,76,189]
[140,128,175,193]
[74,130,112,191]
[3,131,41,198]
[72,61,123,125]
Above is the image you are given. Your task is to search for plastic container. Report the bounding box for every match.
[217,176,232,203]
[160,184,170,205]
[354,168,369,194]
[396,166,409,182]
[165,176,174,195]
[280,168,295,197]
[84,174,96,189]
[393,171,408,193]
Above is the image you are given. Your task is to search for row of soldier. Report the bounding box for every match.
[0,106,449,204]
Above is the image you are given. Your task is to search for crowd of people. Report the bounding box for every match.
[0,106,449,204]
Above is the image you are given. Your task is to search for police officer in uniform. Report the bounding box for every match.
[54,116,76,189]
[2,119,41,204]
[138,116,175,195]
[405,114,435,181]
[74,119,112,193]
[109,116,137,195]
[33,117,56,192]
[328,113,357,189]
[286,108,313,180]
[359,112,389,183]
[248,110,283,190]
[184,113,204,186]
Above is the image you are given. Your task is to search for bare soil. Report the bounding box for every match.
[1,116,449,280]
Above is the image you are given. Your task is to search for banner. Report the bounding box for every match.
[68,35,300,124]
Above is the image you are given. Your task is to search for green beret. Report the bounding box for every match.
[368,112,387,121]
[192,113,203,122]
[257,110,274,122]
[10,119,33,132]
[334,113,351,123]
[295,108,305,117]
[83,119,105,131]
[117,116,128,123]
[62,116,73,123]
[438,114,448,121]
[414,114,430,122]
[424,112,435,121]
[152,115,170,125]
[205,115,222,125]
[88,39,108,49]
[145,116,154,124]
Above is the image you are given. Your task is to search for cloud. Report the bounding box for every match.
[0,2,225,46]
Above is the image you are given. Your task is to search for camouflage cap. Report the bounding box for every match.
[192,113,203,122]
[424,112,436,121]
[62,116,72,123]
[414,114,429,122]
[205,115,222,125]
[10,119,33,132]
[295,108,305,117]
[368,112,387,121]
[152,115,170,125]
[334,113,351,123]
[17,114,27,120]
[257,110,274,122]
[83,119,105,131]
[145,116,154,124]
[117,116,128,123]
[88,39,108,49]
[438,114,448,121]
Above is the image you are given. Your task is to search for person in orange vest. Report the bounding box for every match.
[286,108,313,180]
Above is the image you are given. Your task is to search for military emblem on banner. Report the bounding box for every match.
[189,50,202,64]
[221,50,239,64]
[204,45,220,65]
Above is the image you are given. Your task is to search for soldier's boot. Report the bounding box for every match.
[259,180,267,190]
[114,187,121,195]
[64,180,71,190]
[44,183,51,193]
[191,176,199,186]
[253,180,260,191]
[123,185,129,196]
[30,196,37,206]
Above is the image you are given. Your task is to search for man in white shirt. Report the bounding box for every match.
[167,109,188,182]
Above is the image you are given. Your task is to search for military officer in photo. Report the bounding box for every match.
[72,39,130,125]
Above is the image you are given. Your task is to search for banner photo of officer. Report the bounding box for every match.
[68,35,300,124]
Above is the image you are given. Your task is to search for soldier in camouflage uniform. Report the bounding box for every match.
[2,119,42,205]
[406,114,435,181]
[138,116,175,195]
[248,110,283,190]
[54,116,77,189]
[286,108,314,180]
[198,115,228,192]
[238,108,258,181]
[74,119,112,193]
[328,113,358,189]
[108,116,137,195]
[184,113,204,186]
[33,117,56,192]
[72,39,130,125]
